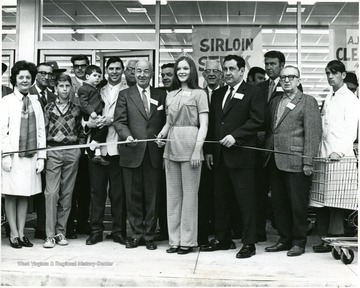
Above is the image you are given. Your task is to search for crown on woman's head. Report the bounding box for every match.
[178,50,194,61]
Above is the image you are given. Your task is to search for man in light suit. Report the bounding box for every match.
[29,62,56,240]
[263,66,321,256]
[85,56,128,245]
[113,59,166,250]
[69,54,90,105]
[202,55,264,259]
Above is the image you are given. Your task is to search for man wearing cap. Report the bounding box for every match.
[1,63,12,97]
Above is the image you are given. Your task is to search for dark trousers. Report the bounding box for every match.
[269,157,310,248]
[122,149,160,240]
[88,155,126,236]
[255,151,270,239]
[198,165,215,245]
[34,173,46,232]
[67,154,91,232]
[213,155,256,245]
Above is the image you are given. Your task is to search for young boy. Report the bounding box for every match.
[78,65,109,165]
[43,74,86,248]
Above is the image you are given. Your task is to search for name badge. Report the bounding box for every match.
[150,98,158,106]
[286,103,296,110]
[276,87,284,92]
[233,93,244,100]
[157,105,164,111]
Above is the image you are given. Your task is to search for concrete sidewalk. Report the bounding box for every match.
[1,222,358,287]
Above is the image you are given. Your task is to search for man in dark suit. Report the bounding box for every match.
[113,59,166,250]
[201,55,264,259]
[255,50,286,242]
[29,62,56,240]
[263,66,321,256]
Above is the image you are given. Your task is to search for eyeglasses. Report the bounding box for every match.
[279,75,299,81]
[38,71,53,78]
[126,67,136,73]
[204,69,222,74]
[73,64,87,69]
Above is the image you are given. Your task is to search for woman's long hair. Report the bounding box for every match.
[171,56,200,91]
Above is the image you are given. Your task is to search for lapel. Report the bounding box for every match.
[274,90,302,129]
[149,87,161,119]
[129,85,148,119]
[222,82,247,116]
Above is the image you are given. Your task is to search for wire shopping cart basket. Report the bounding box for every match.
[310,157,358,210]
[310,156,358,264]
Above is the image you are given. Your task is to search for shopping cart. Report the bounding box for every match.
[310,157,358,265]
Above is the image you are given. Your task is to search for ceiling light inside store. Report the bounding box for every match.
[286,7,306,13]
[2,7,17,13]
[127,8,147,13]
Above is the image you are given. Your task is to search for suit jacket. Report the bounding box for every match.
[29,85,56,111]
[69,76,83,105]
[78,82,103,117]
[206,81,264,169]
[113,85,166,169]
[263,90,322,172]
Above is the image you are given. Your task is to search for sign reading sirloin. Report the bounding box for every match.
[192,27,263,76]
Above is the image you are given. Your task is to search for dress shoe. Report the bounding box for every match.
[66,230,78,239]
[236,244,256,259]
[177,247,193,255]
[287,246,305,257]
[86,232,103,245]
[200,239,233,252]
[166,246,179,253]
[229,240,236,249]
[126,238,143,248]
[34,230,46,240]
[9,237,22,249]
[19,236,33,247]
[313,242,331,253]
[145,240,157,250]
[265,242,291,252]
[113,233,127,245]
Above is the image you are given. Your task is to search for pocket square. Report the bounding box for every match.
[157,105,164,111]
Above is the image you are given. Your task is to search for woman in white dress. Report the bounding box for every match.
[1,60,46,248]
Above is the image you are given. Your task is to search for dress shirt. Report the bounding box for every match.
[55,97,70,114]
[136,84,151,109]
[275,93,295,126]
[222,81,242,108]
[34,84,48,101]
[206,86,220,104]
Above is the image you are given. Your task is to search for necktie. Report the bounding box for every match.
[142,89,150,118]
[268,80,275,102]
[223,86,234,110]
[40,90,47,108]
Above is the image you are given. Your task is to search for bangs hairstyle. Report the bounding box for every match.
[326,60,346,74]
[55,73,72,86]
[85,65,102,76]
[171,56,200,90]
[10,60,37,87]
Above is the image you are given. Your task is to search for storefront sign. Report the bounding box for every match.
[192,27,263,86]
[330,25,359,72]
